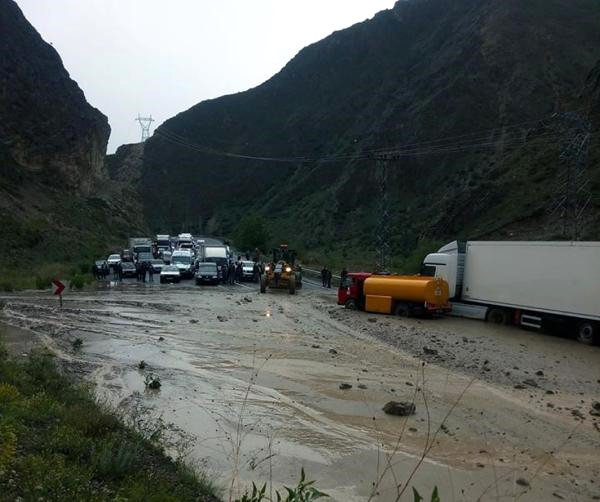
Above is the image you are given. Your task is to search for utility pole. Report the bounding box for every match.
[548,112,592,240]
[374,153,393,273]
[135,114,155,142]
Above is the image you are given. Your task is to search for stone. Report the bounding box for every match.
[311,344,320,349]
[328,348,338,354]
[367,318,377,323]
[358,384,367,390]
[382,401,416,416]
[514,384,527,390]
[217,315,228,322]
[158,336,165,341]
[535,370,544,376]
[243,296,253,303]
[423,346,438,355]
[189,319,198,324]
[522,379,538,388]
[516,477,530,487]
[339,383,352,390]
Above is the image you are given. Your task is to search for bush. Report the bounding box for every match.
[70,274,85,290]
[91,434,139,479]
[35,275,53,290]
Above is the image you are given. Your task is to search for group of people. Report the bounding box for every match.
[221,257,262,285]
[320,267,333,288]
[320,267,348,288]
[91,262,109,279]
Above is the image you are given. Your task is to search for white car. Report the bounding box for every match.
[107,254,122,267]
[160,265,181,283]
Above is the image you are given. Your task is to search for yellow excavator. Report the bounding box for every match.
[260,244,302,294]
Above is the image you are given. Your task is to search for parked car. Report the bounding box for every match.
[120,261,137,278]
[241,260,257,282]
[160,265,181,284]
[149,259,165,273]
[121,249,134,262]
[171,250,195,278]
[137,252,154,263]
[195,262,220,285]
[107,254,122,268]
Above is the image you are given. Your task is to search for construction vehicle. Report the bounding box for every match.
[338,272,450,316]
[260,244,302,294]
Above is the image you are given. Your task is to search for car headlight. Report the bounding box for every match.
[285,266,292,273]
[265,266,270,271]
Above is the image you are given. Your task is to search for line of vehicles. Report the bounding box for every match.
[338,240,600,346]
[99,234,259,285]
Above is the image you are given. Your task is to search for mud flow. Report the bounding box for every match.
[1,283,599,501]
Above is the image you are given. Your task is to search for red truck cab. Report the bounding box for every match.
[337,272,372,310]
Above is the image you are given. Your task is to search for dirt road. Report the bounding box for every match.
[1,282,599,501]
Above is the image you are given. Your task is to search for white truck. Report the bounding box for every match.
[422,241,600,345]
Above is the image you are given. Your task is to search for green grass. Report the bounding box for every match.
[0,344,220,501]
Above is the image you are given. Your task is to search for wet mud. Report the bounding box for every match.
[1,284,599,501]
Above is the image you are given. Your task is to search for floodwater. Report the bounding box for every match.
[1,282,599,501]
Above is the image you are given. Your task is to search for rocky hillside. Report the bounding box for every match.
[140,0,600,266]
[0,0,146,283]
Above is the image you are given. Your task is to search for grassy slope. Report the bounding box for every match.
[0,344,219,501]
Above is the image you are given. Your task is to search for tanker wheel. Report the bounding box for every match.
[486,307,508,325]
[576,321,598,345]
[395,302,412,317]
[344,299,357,310]
[260,275,267,294]
[288,276,296,295]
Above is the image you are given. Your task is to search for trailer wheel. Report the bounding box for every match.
[260,275,267,294]
[395,302,412,317]
[344,299,357,310]
[486,308,508,325]
[576,321,597,345]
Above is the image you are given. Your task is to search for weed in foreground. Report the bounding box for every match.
[237,468,328,502]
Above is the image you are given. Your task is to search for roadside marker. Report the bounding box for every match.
[52,278,65,308]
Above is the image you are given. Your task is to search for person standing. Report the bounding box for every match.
[327,269,332,288]
[340,267,348,285]
[117,262,123,282]
[135,261,141,281]
[321,267,327,287]
[148,262,154,282]
[228,261,235,285]
[236,260,243,283]
[92,263,98,280]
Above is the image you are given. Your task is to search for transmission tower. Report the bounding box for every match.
[547,112,592,240]
[135,114,155,142]
[374,154,392,273]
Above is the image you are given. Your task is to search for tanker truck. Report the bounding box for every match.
[337,272,450,317]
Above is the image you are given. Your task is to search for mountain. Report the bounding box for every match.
[139,0,600,266]
[0,0,146,286]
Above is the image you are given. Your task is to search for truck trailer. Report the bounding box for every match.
[422,241,600,345]
[338,273,450,316]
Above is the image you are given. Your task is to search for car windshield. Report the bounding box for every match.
[242,261,254,267]
[172,256,191,264]
[198,264,216,271]
[122,263,134,269]
[163,266,178,272]
[108,255,120,259]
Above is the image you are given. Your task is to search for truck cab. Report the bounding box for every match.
[337,272,371,310]
[422,241,465,299]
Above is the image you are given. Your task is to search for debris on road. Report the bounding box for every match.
[339,383,352,390]
[382,401,416,416]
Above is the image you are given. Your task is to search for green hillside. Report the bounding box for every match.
[142,0,599,267]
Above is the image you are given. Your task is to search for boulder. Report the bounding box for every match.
[383,401,416,416]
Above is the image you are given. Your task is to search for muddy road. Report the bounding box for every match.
[1,282,599,501]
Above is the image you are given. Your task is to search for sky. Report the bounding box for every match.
[16,0,395,153]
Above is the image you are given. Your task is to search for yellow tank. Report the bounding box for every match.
[363,275,450,314]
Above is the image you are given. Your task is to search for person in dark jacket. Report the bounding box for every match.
[326,269,332,288]
[236,261,243,283]
[340,268,348,285]
[228,261,235,285]
[117,263,123,281]
[148,262,154,282]
[92,263,98,280]
[135,261,142,281]
[321,267,327,287]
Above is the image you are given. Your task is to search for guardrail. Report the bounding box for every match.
[302,266,342,288]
